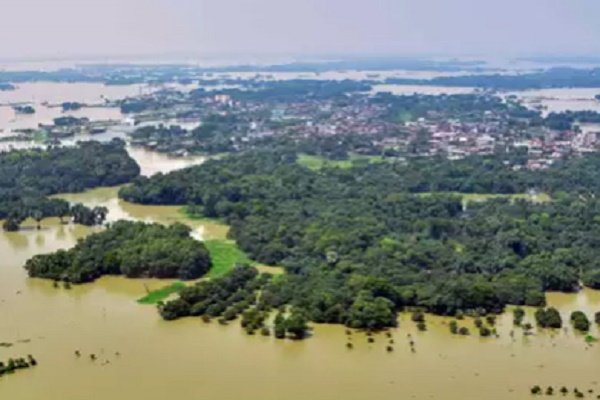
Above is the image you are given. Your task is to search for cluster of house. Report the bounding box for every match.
[410,120,600,168]
[122,90,600,168]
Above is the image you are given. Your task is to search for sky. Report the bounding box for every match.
[1,0,600,62]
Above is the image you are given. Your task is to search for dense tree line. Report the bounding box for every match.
[2,200,108,232]
[25,221,211,283]
[159,266,264,320]
[385,67,600,89]
[570,311,590,332]
[0,355,37,377]
[0,140,139,230]
[13,105,35,114]
[214,79,371,103]
[120,149,600,328]
[0,82,15,91]
[53,116,87,127]
[534,307,562,328]
[159,265,311,338]
[544,111,600,131]
[373,92,539,123]
[61,102,83,111]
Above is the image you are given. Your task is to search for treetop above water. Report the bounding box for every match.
[118,149,600,328]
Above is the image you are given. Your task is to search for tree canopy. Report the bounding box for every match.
[120,149,600,327]
[0,140,140,230]
[25,221,211,283]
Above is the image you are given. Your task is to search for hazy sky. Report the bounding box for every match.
[1,0,600,61]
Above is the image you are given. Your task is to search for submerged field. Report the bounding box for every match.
[0,179,599,400]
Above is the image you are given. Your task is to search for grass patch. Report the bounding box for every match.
[137,282,186,305]
[205,239,254,278]
[416,192,551,205]
[585,334,598,344]
[297,153,391,171]
[461,192,551,203]
[33,130,48,143]
[394,111,414,123]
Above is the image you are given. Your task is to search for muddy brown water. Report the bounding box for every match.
[1,186,600,399]
[1,83,600,399]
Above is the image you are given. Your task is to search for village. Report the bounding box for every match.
[117,84,600,170]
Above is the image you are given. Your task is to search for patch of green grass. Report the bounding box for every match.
[585,334,598,344]
[137,282,186,305]
[416,192,551,205]
[181,205,209,220]
[462,192,551,203]
[297,153,390,171]
[205,239,253,278]
[394,111,414,123]
[33,130,48,143]
[297,154,326,170]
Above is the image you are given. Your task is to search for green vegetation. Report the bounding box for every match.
[0,140,139,231]
[53,116,86,127]
[297,153,388,171]
[513,307,525,326]
[449,320,459,334]
[61,102,83,111]
[417,191,552,207]
[386,67,600,89]
[534,307,563,329]
[0,82,15,91]
[374,92,538,123]
[0,355,38,377]
[204,240,252,278]
[25,221,211,283]
[582,269,600,290]
[217,79,372,103]
[479,326,492,337]
[159,266,267,321]
[137,282,187,305]
[278,309,310,339]
[585,334,598,344]
[13,105,35,114]
[120,149,600,329]
[570,311,591,332]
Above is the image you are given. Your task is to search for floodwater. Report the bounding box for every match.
[125,146,207,176]
[0,82,147,134]
[1,186,600,399]
[2,80,600,400]
[508,88,600,116]
[0,82,195,134]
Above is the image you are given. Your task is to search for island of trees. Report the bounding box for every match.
[386,67,600,89]
[12,105,35,114]
[119,149,600,329]
[0,140,140,231]
[61,102,83,111]
[25,221,211,283]
[0,82,15,91]
[0,355,37,378]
